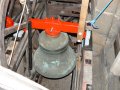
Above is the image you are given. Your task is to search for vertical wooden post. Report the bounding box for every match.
[0,0,9,67]
[77,0,89,42]
[82,50,92,90]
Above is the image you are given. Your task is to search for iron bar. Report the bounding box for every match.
[94,0,113,23]
[28,21,33,70]
[24,47,30,77]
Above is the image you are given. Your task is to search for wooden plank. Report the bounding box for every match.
[5,41,19,64]
[47,2,80,17]
[0,65,48,90]
[82,50,92,90]
[4,22,27,37]
[74,56,82,90]
[50,0,82,3]
[77,0,89,42]
[8,0,15,16]
[9,32,28,68]
[0,0,9,67]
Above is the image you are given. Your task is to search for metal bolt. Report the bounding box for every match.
[79,32,82,35]
[50,27,53,32]
[77,40,81,42]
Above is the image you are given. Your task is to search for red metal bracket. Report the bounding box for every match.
[6,16,14,28]
[30,17,78,37]
[6,17,86,38]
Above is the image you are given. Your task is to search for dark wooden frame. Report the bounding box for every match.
[0,0,10,67]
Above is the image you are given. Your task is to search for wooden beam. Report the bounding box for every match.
[4,22,27,37]
[47,4,80,17]
[82,50,92,90]
[9,32,28,69]
[50,0,82,3]
[77,0,89,42]
[0,0,9,67]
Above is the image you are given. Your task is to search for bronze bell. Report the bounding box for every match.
[33,31,76,79]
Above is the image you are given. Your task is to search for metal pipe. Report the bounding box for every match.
[88,0,113,27]
[28,21,33,70]
[24,47,30,77]
[95,0,113,21]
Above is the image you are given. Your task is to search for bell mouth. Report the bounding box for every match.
[37,66,76,80]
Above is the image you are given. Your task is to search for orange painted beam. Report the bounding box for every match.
[6,17,86,38]
[30,17,78,34]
